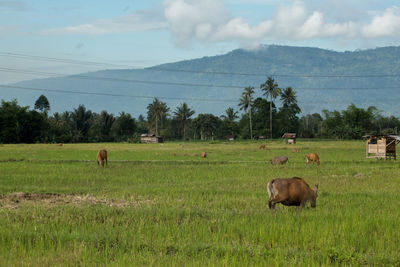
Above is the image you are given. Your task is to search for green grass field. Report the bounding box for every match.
[1,140,400,266]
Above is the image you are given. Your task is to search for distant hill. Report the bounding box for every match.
[2,45,400,117]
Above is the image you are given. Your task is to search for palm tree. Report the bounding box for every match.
[173,102,195,140]
[238,86,254,139]
[147,98,170,136]
[71,105,92,142]
[260,77,281,139]
[99,110,115,141]
[280,87,301,113]
[221,107,239,122]
[280,87,297,106]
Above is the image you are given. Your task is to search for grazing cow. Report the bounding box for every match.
[267,177,318,210]
[97,149,108,167]
[259,144,266,150]
[201,152,207,158]
[306,153,320,166]
[270,156,288,165]
[291,148,299,153]
[56,143,63,146]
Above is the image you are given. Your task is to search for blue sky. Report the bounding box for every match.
[1,0,400,84]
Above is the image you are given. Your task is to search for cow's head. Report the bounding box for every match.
[310,184,318,208]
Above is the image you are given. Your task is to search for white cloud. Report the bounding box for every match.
[362,6,400,37]
[42,9,167,35]
[40,0,400,47]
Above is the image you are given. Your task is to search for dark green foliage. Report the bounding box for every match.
[193,114,221,140]
[321,104,377,139]
[111,112,136,142]
[147,98,170,136]
[34,95,50,112]
[71,105,93,142]
[0,100,45,143]
[173,103,195,140]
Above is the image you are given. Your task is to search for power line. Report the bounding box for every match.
[0,67,245,89]
[0,85,239,103]
[1,85,397,104]
[2,51,400,78]
[0,52,137,69]
[1,67,400,91]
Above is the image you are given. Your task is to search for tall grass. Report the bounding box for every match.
[0,140,400,265]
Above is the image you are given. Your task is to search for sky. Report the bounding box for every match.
[1,0,400,84]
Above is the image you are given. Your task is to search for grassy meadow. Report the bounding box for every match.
[1,140,400,266]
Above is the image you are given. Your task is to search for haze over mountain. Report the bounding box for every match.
[2,45,400,117]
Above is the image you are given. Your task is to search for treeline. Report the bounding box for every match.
[1,77,399,143]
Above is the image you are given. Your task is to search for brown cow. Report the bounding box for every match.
[291,148,299,153]
[267,177,318,210]
[56,143,63,146]
[306,153,320,166]
[97,149,107,167]
[201,152,207,158]
[259,144,266,150]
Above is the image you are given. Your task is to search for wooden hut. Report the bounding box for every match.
[364,135,400,160]
[140,133,164,143]
[282,133,296,144]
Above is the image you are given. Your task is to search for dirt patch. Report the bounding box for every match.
[0,192,155,209]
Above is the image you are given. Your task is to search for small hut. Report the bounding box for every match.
[140,133,164,143]
[282,133,296,144]
[364,135,400,160]
[226,134,237,141]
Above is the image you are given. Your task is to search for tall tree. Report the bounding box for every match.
[277,87,301,134]
[193,114,220,140]
[238,86,254,139]
[221,107,239,137]
[173,103,195,140]
[34,95,50,113]
[111,112,136,141]
[280,87,299,109]
[147,98,170,136]
[260,77,281,139]
[221,107,239,122]
[71,105,92,142]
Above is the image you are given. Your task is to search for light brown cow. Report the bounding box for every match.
[291,148,299,153]
[97,149,108,167]
[267,177,318,210]
[201,152,207,158]
[259,144,266,150]
[56,143,63,146]
[306,153,320,166]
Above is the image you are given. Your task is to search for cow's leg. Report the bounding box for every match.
[268,200,276,210]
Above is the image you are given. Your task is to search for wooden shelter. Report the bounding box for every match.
[364,135,400,160]
[140,133,164,143]
[282,133,296,144]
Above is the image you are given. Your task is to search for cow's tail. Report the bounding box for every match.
[267,180,275,199]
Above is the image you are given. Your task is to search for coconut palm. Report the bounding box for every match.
[147,98,170,136]
[173,102,195,140]
[238,86,254,139]
[260,77,281,139]
[221,107,239,122]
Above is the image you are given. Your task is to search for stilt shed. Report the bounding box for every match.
[140,133,164,143]
[282,133,296,144]
[363,135,400,160]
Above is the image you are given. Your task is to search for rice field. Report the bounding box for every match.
[1,140,400,266]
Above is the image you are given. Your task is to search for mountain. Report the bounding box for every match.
[2,45,400,117]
